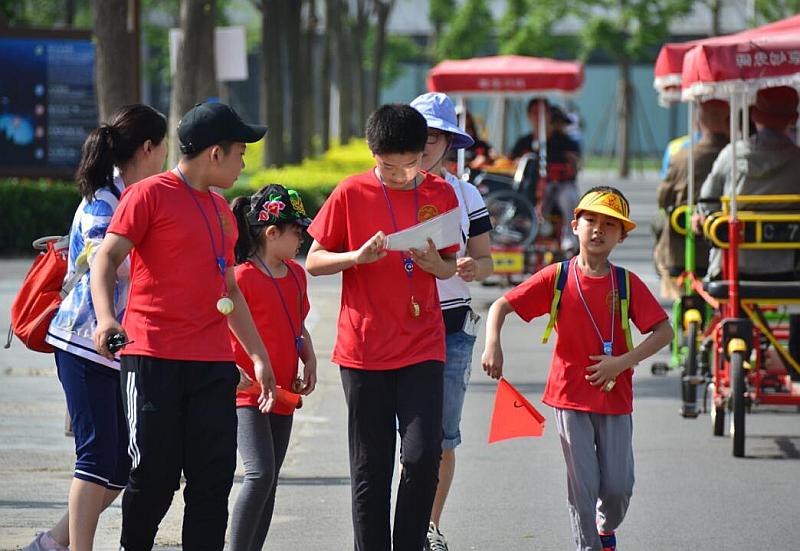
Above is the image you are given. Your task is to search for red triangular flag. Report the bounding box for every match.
[488,377,546,443]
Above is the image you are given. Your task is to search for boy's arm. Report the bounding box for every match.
[458,232,493,282]
[481,296,516,379]
[585,319,674,388]
[305,232,386,276]
[298,326,317,395]
[226,269,276,412]
[90,233,134,360]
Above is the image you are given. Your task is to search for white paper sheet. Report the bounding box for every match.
[383,208,461,251]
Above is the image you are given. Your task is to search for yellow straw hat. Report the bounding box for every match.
[574,189,636,233]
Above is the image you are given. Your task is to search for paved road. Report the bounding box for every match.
[1,170,798,550]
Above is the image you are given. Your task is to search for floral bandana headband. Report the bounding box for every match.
[246,185,312,228]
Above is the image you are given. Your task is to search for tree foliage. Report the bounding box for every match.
[574,0,693,63]
[436,0,493,60]
[498,0,577,58]
[754,0,800,23]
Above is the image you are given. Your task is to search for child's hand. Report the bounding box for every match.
[585,355,629,388]
[353,231,387,265]
[236,365,254,391]
[482,343,504,379]
[299,357,317,395]
[408,238,443,275]
[456,256,477,282]
[254,358,277,413]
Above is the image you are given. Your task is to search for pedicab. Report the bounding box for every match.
[427,55,584,280]
[679,31,800,457]
[649,15,800,420]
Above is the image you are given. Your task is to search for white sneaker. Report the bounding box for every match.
[425,521,449,551]
[23,532,69,551]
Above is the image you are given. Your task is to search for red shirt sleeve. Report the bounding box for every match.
[307,183,348,252]
[628,271,669,333]
[503,264,557,323]
[216,194,238,269]
[108,181,155,246]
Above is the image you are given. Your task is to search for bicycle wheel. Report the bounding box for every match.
[730,351,746,457]
[485,190,538,248]
[680,322,700,418]
[709,382,725,436]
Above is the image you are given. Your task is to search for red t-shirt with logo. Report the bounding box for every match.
[108,171,238,361]
[307,169,459,370]
[232,260,310,414]
[505,261,668,414]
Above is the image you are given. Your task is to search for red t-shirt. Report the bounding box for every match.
[108,171,238,361]
[307,169,459,370]
[232,260,310,414]
[505,261,668,414]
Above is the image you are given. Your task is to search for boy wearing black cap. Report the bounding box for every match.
[90,102,275,551]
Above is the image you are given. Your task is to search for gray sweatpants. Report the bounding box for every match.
[554,408,634,551]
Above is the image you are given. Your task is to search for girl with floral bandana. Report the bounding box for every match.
[228,184,318,550]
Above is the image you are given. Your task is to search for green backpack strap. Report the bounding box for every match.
[615,265,634,352]
[542,259,571,344]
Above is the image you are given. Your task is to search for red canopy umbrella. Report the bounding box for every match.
[427,55,584,95]
[681,31,800,101]
[653,14,800,104]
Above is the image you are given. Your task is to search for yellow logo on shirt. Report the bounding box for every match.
[418,204,439,222]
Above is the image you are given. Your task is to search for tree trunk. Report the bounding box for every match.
[91,0,133,122]
[371,0,392,113]
[710,0,721,36]
[320,0,335,152]
[65,0,76,26]
[168,0,218,166]
[286,0,303,163]
[262,0,284,167]
[337,3,353,144]
[352,0,369,135]
[302,0,317,157]
[617,58,631,179]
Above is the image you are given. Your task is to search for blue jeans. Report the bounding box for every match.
[442,330,477,450]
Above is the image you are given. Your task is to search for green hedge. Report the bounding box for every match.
[0,178,80,255]
[232,139,375,215]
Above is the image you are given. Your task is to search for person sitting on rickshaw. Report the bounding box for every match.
[696,86,800,383]
[509,98,581,251]
[444,110,497,175]
[654,99,729,300]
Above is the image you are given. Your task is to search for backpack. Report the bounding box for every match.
[4,236,89,353]
[541,258,634,351]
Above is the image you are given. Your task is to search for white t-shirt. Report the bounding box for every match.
[437,170,491,313]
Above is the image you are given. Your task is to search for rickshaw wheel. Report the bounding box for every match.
[680,322,700,418]
[709,383,725,436]
[730,352,747,457]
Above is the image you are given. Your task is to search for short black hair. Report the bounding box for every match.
[366,104,427,155]
[580,185,631,213]
[527,97,550,115]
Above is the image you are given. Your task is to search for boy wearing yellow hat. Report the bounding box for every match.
[482,186,672,551]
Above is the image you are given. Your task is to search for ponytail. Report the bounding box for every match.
[75,126,115,199]
[231,195,259,265]
[75,104,166,201]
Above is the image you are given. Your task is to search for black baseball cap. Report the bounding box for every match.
[178,102,267,154]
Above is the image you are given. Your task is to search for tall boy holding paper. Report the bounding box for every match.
[305,104,458,550]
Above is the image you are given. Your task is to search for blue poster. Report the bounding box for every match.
[0,35,97,176]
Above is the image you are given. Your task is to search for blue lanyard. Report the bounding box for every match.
[378,173,422,317]
[573,260,615,356]
[252,256,305,356]
[378,173,420,278]
[176,167,227,279]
